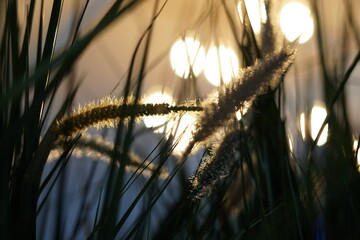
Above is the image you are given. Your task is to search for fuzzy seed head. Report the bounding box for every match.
[53,96,202,141]
[189,130,243,199]
[192,48,295,145]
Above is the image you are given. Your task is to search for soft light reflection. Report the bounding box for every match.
[353,139,358,152]
[236,107,249,121]
[279,2,314,43]
[300,112,306,140]
[143,92,173,132]
[170,37,205,78]
[236,110,243,121]
[311,105,328,146]
[167,114,196,155]
[143,92,196,155]
[288,136,294,153]
[353,139,360,171]
[299,105,328,146]
[204,46,239,86]
[237,0,267,34]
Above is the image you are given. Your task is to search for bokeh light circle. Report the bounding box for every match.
[237,0,267,34]
[170,37,205,78]
[204,46,239,86]
[167,114,196,155]
[299,104,328,146]
[143,92,173,131]
[310,105,328,146]
[279,2,314,43]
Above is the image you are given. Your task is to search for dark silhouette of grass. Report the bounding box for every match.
[1,0,359,239]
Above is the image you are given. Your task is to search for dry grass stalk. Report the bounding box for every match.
[189,129,243,199]
[53,96,202,140]
[180,48,296,162]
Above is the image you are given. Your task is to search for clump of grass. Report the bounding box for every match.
[2,0,360,239]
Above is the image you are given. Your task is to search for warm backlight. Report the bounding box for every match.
[204,46,239,86]
[299,104,328,146]
[143,92,196,155]
[170,37,205,78]
[310,105,328,146]
[279,2,314,43]
[300,112,306,140]
[353,139,360,171]
[143,92,173,131]
[237,0,267,34]
[167,114,196,155]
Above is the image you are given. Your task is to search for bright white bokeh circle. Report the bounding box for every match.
[279,2,314,43]
[299,104,328,146]
[310,105,328,146]
[143,92,196,155]
[204,46,239,86]
[143,92,173,131]
[167,114,196,155]
[237,0,267,34]
[170,37,205,78]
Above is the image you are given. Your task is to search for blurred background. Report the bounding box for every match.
[54,0,360,159]
[13,0,358,238]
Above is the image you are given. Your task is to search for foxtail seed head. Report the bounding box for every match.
[53,96,202,141]
[189,129,243,200]
[179,48,295,165]
[192,48,295,145]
